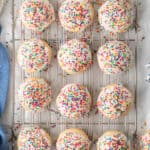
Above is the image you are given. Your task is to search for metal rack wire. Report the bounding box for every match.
[12,0,139,149]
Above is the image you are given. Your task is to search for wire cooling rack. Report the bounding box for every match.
[12,0,139,149]
[0,0,6,14]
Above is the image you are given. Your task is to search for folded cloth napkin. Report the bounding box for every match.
[0,31,10,149]
[0,126,9,150]
[0,42,9,115]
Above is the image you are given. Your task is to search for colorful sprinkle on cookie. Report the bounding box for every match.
[57,128,91,150]
[18,126,52,150]
[140,131,150,150]
[18,78,52,112]
[97,84,133,119]
[59,0,94,32]
[97,130,129,150]
[97,41,131,74]
[98,0,133,33]
[20,0,55,32]
[56,84,92,119]
[58,39,93,74]
[18,39,52,73]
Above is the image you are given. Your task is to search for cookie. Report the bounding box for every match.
[17,126,52,150]
[98,0,133,33]
[97,84,133,119]
[18,39,52,73]
[56,128,91,150]
[56,84,92,119]
[97,41,131,74]
[97,130,129,150]
[59,0,94,32]
[58,39,92,74]
[140,131,150,150]
[20,0,55,32]
[18,78,52,112]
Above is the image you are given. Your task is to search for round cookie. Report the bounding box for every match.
[18,78,52,112]
[59,0,94,32]
[140,131,150,150]
[18,126,52,150]
[97,130,129,150]
[58,39,93,74]
[56,128,91,150]
[56,84,92,119]
[18,39,52,73]
[97,84,133,119]
[97,41,131,74]
[20,0,55,32]
[98,0,133,33]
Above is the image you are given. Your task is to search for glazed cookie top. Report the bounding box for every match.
[140,131,150,149]
[56,128,91,150]
[20,0,55,32]
[97,130,129,150]
[97,84,133,119]
[18,39,52,73]
[59,0,94,32]
[56,84,92,119]
[98,0,132,33]
[97,41,131,74]
[18,78,52,112]
[58,39,93,74]
[18,126,52,150]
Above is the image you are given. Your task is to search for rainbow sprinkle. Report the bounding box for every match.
[97,131,129,150]
[97,84,133,119]
[57,128,91,150]
[140,131,150,149]
[98,0,132,33]
[20,0,55,32]
[18,39,52,73]
[18,78,52,112]
[58,39,93,74]
[18,126,51,150]
[97,41,131,74]
[56,84,92,119]
[59,0,94,32]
